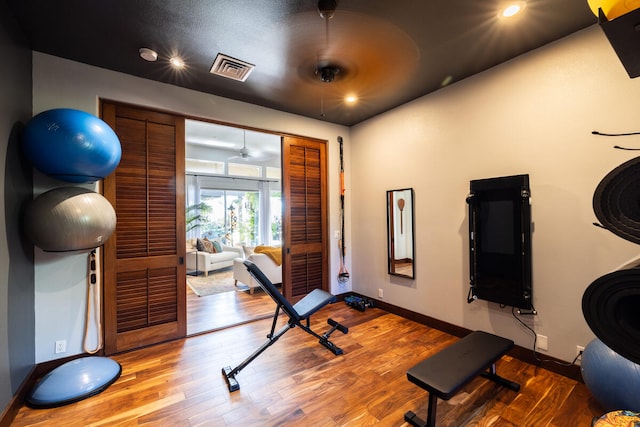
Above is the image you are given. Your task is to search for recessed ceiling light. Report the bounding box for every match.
[441,75,454,87]
[345,95,358,105]
[502,1,526,17]
[139,47,158,62]
[170,57,185,68]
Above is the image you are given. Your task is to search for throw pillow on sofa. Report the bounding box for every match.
[196,238,216,253]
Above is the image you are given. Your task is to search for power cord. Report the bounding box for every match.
[511,307,582,367]
[592,129,640,150]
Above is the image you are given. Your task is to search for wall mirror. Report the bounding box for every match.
[387,188,415,279]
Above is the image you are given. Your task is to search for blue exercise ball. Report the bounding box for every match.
[22,108,121,183]
[23,187,116,252]
[581,338,640,412]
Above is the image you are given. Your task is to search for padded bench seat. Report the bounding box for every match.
[405,330,520,427]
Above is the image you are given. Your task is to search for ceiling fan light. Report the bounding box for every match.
[318,0,338,19]
[317,65,340,83]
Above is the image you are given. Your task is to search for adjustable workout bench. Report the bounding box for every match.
[404,331,520,427]
[222,260,348,392]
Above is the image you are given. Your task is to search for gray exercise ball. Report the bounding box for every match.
[24,187,116,252]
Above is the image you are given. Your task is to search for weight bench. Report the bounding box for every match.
[222,260,348,392]
[404,330,520,427]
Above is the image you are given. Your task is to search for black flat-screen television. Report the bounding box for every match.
[467,174,532,310]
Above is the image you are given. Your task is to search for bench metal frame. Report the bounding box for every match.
[222,260,348,392]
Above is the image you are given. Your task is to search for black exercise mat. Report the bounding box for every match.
[593,156,640,245]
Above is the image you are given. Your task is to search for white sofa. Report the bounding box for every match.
[233,253,282,294]
[186,238,243,276]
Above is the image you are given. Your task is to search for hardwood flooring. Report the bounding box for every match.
[13,302,604,426]
[186,274,274,335]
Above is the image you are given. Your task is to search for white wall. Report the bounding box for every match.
[32,52,351,362]
[350,25,640,363]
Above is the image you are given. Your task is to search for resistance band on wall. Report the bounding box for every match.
[84,248,103,354]
[338,136,350,283]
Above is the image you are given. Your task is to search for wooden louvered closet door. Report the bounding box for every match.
[101,101,186,354]
[282,136,329,301]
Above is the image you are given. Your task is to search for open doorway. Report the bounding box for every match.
[184,120,282,335]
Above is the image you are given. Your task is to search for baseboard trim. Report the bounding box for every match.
[0,365,34,427]
[349,294,583,382]
[0,354,83,426]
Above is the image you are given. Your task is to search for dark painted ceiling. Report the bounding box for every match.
[8,1,597,126]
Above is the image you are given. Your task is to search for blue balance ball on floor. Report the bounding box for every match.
[581,338,640,412]
[22,108,121,183]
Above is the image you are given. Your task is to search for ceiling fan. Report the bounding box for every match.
[286,0,420,119]
[238,136,251,159]
[228,131,273,162]
[316,0,341,83]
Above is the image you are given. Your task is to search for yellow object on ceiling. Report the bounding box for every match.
[587,0,640,20]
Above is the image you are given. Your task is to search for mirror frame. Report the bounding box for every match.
[387,188,415,279]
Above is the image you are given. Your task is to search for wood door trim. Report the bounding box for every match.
[111,323,181,354]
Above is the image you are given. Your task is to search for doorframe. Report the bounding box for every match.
[101,104,331,345]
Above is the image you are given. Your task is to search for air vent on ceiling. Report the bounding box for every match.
[210,53,255,82]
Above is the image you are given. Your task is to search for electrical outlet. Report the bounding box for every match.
[55,340,66,354]
[378,288,383,298]
[576,345,585,362]
[536,334,548,351]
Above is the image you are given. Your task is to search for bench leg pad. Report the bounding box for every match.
[404,410,427,427]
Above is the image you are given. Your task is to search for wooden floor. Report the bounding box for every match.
[186,274,274,335]
[13,302,604,426]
